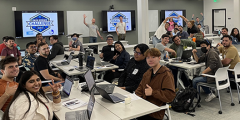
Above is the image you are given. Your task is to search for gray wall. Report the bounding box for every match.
[148,0,204,37]
[0,0,138,49]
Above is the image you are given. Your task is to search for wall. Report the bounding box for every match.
[0,0,137,49]
[148,0,204,37]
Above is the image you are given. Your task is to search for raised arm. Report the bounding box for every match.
[83,14,88,26]
[163,16,178,23]
[200,13,204,22]
[178,15,189,23]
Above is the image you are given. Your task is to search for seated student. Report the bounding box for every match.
[155,34,176,59]
[118,44,150,93]
[69,33,84,52]
[1,37,22,65]
[197,23,204,33]
[172,28,179,36]
[0,36,17,55]
[103,41,130,83]
[2,71,62,120]
[48,35,64,60]
[176,26,189,39]
[99,34,115,62]
[22,42,37,70]
[192,40,222,102]
[135,48,175,120]
[34,42,64,86]
[230,28,240,44]
[34,33,46,49]
[217,35,240,78]
[0,57,19,112]
[171,23,178,34]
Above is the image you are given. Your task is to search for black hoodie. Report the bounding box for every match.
[48,42,64,60]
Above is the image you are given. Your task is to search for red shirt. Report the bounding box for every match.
[0,43,17,55]
[1,46,21,57]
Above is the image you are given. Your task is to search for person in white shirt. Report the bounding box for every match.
[153,16,178,47]
[3,71,62,120]
[116,16,126,41]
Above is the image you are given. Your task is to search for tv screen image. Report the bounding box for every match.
[22,13,58,37]
[107,12,132,32]
[165,10,183,26]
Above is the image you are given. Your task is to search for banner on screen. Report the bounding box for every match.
[107,12,132,32]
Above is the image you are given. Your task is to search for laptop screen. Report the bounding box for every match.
[86,56,95,69]
[84,70,95,91]
[63,77,73,95]
[49,45,52,50]
[87,91,95,119]
[20,51,25,57]
[67,55,73,63]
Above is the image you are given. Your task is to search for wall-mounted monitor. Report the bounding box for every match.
[102,10,136,32]
[14,11,64,38]
[160,10,186,27]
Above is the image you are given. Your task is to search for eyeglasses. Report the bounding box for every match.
[107,39,113,41]
[134,51,142,55]
[30,46,36,49]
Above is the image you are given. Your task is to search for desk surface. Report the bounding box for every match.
[160,59,205,70]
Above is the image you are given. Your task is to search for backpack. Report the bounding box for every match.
[194,32,204,42]
[171,87,201,116]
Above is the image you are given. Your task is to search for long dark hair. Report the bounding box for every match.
[230,28,240,42]
[3,70,50,120]
[114,41,126,55]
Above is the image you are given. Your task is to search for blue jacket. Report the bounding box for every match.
[231,36,240,44]
[110,50,130,71]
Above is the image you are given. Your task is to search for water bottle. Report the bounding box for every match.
[78,53,83,67]
[218,30,221,36]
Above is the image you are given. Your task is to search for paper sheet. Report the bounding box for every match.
[62,98,87,110]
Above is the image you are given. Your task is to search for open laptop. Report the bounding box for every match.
[46,76,73,101]
[65,90,95,120]
[75,56,95,72]
[171,50,192,63]
[93,54,111,66]
[56,55,73,66]
[84,69,115,95]
[95,86,126,103]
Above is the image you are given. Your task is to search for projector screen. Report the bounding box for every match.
[107,12,132,32]
[165,10,184,26]
[22,12,58,37]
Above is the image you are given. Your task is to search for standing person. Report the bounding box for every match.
[116,16,126,41]
[0,57,19,112]
[0,36,17,55]
[2,71,62,120]
[230,28,240,44]
[153,16,177,47]
[83,14,103,43]
[155,34,176,59]
[135,48,175,120]
[167,18,175,32]
[99,34,115,62]
[69,33,84,52]
[22,42,37,70]
[1,37,22,65]
[48,35,64,60]
[192,13,204,27]
[178,15,198,38]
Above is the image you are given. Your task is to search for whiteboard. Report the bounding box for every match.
[67,11,93,37]
[148,10,158,32]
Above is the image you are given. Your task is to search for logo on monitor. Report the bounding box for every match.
[26,13,54,33]
[110,12,128,27]
[168,12,181,26]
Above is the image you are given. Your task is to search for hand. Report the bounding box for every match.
[99,53,103,58]
[69,47,72,51]
[200,13,203,16]
[216,43,223,47]
[171,51,176,56]
[5,82,18,96]
[119,87,126,90]
[83,14,87,18]
[112,53,119,60]
[177,15,181,18]
[192,14,194,18]
[100,36,103,40]
[192,49,197,53]
[48,79,63,93]
[69,41,72,46]
[18,60,22,65]
[112,70,115,72]
[145,84,152,96]
[42,37,46,43]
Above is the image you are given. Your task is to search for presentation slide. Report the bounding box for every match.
[107,12,132,32]
[165,11,183,26]
[22,13,58,37]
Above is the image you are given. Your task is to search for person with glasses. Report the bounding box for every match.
[22,42,38,70]
[34,43,64,86]
[118,44,150,93]
[99,34,115,62]
[48,35,64,60]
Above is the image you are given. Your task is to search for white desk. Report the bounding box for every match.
[53,87,120,120]
[204,34,217,37]
[64,51,79,56]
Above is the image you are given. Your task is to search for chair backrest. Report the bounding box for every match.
[215,66,230,90]
[233,62,240,82]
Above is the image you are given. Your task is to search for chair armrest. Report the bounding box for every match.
[201,74,215,78]
[228,69,234,72]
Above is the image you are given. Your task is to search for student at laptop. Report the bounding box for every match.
[99,34,115,61]
[34,43,64,86]
[2,71,62,120]
[103,41,130,83]
[0,36,17,55]
[155,34,176,59]
[22,42,37,70]
[48,35,64,60]
[1,37,22,65]
[192,40,222,102]
[135,48,175,120]
[69,33,84,52]
[118,44,150,93]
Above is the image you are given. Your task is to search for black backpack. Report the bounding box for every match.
[171,87,201,116]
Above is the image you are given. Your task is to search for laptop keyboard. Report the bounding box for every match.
[75,111,88,120]
[110,95,122,102]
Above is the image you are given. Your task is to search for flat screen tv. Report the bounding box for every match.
[160,10,186,27]
[14,11,64,38]
[102,10,136,32]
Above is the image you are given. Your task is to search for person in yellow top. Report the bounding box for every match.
[217,35,240,78]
